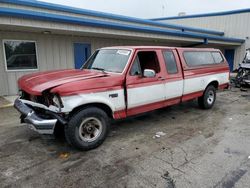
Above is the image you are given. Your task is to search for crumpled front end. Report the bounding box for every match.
[14,69,123,134]
[234,63,250,87]
[14,90,67,134]
[14,98,57,134]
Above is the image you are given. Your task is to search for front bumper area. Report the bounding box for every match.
[14,99,57,134]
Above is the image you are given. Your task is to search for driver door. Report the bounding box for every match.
[126,50,166,116]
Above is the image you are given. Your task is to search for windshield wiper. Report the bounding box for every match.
[91,67,108,74]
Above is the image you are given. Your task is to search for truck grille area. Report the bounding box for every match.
[20,90,49,106]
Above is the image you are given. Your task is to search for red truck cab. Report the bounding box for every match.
[15,46,229,150]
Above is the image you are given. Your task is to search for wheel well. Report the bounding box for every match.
[70,103,113,119]
[208,81,219,89]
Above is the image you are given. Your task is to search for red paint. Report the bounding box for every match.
[219,83,229,89]
[183,66,229,79]
[126,91,201,117]
[52,83,123,96]
[182,91,204,102]
[18,69,124,96]
[113,110,127,119]
[127,100,166,117]
[124,95,187,118]
[114,84,227,119]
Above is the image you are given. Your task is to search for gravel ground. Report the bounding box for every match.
[0,89,250,188]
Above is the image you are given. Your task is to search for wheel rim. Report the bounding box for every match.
[207,90,215,105]
[78,117,103,142]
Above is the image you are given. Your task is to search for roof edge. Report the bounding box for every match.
[0,0,225,36]
[151,8,250,21]
[0,7,245,44]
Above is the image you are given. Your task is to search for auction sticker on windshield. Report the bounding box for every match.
[117,50,130,56]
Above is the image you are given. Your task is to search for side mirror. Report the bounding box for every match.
[143,69,156,78]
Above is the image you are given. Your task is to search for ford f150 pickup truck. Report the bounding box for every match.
[14,46,229,150]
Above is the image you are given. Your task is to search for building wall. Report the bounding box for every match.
[0,2,241,46]
[0,31,179,96]
[0,2,223,36]
[160,13,250,68]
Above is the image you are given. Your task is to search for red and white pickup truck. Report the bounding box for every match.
[14,46,229,150]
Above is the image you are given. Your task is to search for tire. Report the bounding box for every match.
[198,85,216,109]
[65,107,110,151]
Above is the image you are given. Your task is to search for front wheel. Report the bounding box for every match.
[198,85,216,109]
[65,107,110,150]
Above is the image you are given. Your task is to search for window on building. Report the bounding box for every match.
[3,40,38,71]
[162,51,178,74]
[184,51,216,67]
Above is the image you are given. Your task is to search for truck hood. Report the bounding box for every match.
[18,69,114,95]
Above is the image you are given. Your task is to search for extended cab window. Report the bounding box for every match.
[163,51,178,74]
[184,51,215,67]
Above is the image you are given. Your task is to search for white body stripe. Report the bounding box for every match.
[127,83,165,109]
[60,89,125,113]
[127,80,184,109]
[58,72,228,114]
[183,72,229,94]
[165,80,183,100]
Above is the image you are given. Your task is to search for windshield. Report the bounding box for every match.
[82,49,131,73]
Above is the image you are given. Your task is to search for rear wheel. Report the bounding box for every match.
[65,107,110,150]
[198,85,216,109]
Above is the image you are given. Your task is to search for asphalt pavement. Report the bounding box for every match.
[0,88,250,188]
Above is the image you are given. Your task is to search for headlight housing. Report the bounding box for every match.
[51,94,63,109]
[53,95,60,107]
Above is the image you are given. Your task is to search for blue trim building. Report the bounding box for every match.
[151,8,250,21]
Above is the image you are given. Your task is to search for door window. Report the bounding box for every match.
[130,56,142,76]
[130,51,160,76]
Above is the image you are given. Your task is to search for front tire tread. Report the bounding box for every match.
[65,107,110,151]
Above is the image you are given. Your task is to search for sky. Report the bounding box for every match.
[39,0,250,19]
